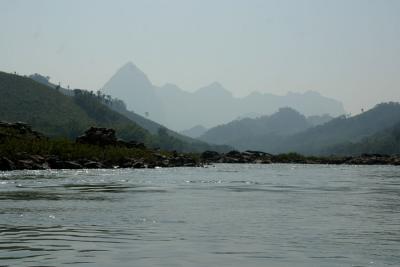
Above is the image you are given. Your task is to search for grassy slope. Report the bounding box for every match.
[326,121,400,155]
[0,71,230,152]
[246,102,400,155]
[0,72,150,142]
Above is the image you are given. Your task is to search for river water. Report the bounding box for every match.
[0,164,399,267]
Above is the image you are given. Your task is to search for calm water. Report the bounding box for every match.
[0,164,399,267]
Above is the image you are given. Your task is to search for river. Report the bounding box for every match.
[0,164,399,267]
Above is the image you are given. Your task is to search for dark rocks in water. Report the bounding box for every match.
[201,150,272,164]
[132,161,145,168]
[76,127,118,146]
[0,157,15,171]
[81,160,104,169]
[200,149,400,166]
[201,150,221,161]
[47,158,82,169]
[0,123,199,170]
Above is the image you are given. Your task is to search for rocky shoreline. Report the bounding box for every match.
[0,123,199,171]
[0,122,399,171]
[0,152,199,171]
[201,150,400,166]
[2,150,399,172]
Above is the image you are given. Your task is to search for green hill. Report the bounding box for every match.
[234,102,400,155]
[278,102,400,155]
[326,121,400,155]
[0,72,149,142]
[196,101,400,155]
[199,107,311,145]
[0,71,229,153]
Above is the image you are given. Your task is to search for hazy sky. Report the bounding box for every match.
[1,0,399,114]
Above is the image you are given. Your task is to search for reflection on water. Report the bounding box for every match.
[0,164,399,267]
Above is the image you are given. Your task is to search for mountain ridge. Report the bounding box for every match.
[102,62,346,131]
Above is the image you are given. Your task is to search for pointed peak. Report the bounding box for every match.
[119,61,140,71]
[113,61,150,82]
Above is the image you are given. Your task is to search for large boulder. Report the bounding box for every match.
[201,150,221,161]
[76,127,117,146]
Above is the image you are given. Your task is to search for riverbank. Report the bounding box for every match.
[1,122,399,171]
[201,150,400,166]
[0,122,199,170]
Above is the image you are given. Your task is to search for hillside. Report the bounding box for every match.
[276,102,400,155]
[326,121,400,155]
[1,71,229,153]
[197,102,400,155]
[199,107,311,145]
[180,125,208,138]
[0,71,149,142]
[226,102,400,155]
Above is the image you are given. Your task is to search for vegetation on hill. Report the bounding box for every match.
[200,107,312,145]
[0,72,148,141]
[277,102,400,155]
[0,71,230,153]
[231,102,400,155]
[326,121,400,155]
[198,102,400,156]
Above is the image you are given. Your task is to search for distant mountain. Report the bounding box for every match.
[102,62,165,123]
[180,125,208,138]
[198,103,400,155]
[212,102,400,155]
[276,102,400,155]
[104,97,230,152]
[199,107,312,146]
[102,62,346,131]
[307,114,333,126]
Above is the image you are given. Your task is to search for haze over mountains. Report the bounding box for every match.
[0,71,230,153]
[200,103,400,155]
[102,62,346,131]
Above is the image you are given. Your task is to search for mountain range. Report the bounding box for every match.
[3,68,400,156]
[102,62,346,131]
[199,103,400,155]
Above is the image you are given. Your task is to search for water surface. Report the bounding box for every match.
[0,164,399,266]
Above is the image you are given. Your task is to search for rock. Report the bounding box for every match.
[16,159,35,170]
[132,161,145,168]
[0,157,15,171]
[201,151,221,161]
[62,161,83,169]
[82,160,104,169]
[226,150,242,158]
[48,159,82,169]
[76,127,117,146]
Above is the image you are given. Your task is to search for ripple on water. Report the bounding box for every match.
[0,165,399,267]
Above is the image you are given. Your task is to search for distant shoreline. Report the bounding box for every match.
[1,122,399,171]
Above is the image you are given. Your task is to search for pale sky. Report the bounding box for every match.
[1,0,399,114]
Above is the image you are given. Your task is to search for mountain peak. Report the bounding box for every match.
[117,61,145,75]
[195,82,232,96]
